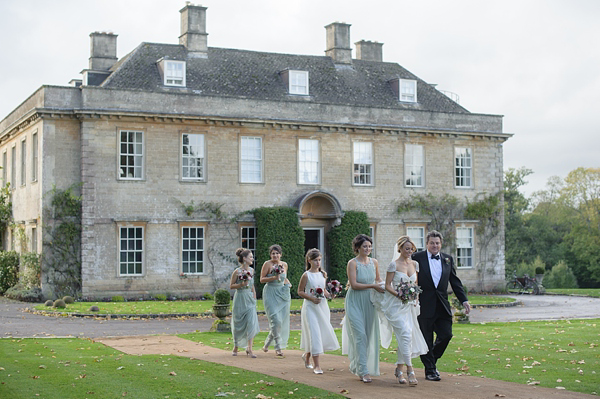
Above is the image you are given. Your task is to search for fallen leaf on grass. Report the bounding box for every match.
[527,381,540,385]
[169,371,177,376]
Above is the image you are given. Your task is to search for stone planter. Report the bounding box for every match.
[212,304,230,319]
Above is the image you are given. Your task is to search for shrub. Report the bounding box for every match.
[45,300,54,306]
[19,252,41,289]
[154,294,167,301]
[535,266,545,275]
[203,292,213,301]
[4,285,43,302]
[89,305,100,312]
[327,211,370,288]
[253,207,305,298]
[111,295,125,302]
[63,296,75,304]
[214,288,231,305]
[0,251,20,294]
[543,261,578,289]
[53,299,66,309]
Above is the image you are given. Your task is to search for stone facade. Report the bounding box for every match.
[0,5,510,299]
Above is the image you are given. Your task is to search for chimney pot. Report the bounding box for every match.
[89,32,118,70]
[325,22,352,64]
[355,40,383,62]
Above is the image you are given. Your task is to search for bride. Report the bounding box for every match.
[372,235,428,385]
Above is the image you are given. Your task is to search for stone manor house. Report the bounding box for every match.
[0,5,510,299]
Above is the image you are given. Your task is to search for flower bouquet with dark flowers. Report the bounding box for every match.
[310,287,325,299]
[395,280,422,304]
[238,269,252,282]
[272,263,284,275]
[327,279,342,298]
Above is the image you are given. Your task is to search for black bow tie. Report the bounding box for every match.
[431,255,440,261]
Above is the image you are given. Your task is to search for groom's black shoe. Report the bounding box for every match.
[425,371,441,381]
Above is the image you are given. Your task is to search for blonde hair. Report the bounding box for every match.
[396,235,417,253]
[305,248,327,278]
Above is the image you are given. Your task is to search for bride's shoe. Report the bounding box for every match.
[394,368,407,384]
[302,353,313,369]
[407,371,418,385]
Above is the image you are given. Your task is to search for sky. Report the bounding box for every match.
[1,0,598,196]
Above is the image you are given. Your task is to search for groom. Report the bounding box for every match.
[412,230,470,381]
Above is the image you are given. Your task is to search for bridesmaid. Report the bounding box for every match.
[229,247,260,358]
[260,244,292,357]
[342,234,385,383]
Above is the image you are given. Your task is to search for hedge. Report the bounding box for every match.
[252,207,305,299]
[0,251,20,294]
[326,211,370,289]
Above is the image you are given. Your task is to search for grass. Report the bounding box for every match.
[545,288,600,298]
[0,338,343,399]
[33,295,514,315]
[181,319,600,396]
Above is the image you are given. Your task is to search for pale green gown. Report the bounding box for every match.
[342,257,380,377]
[262,271,291,350]
[231,267,260,349]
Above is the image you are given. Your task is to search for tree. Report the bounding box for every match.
[503,167,533,272]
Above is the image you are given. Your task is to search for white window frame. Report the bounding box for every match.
[298,138,320,185]
[181,225,205,275]
[456,227,474,268]
[182,133,205,181]
[289,70,309,95]
[240,225,257,260]
[118,225,144,276]
[400,79,417,102]
[20,139,26,186]
[406,226,425,252]
[164,60,186,87]
[11,146,16,189]
[455,147,472,188]
[240,136,263,183]
[405,144,424,187]
[31,132,38,182]
[353,142,373,186]
[119,130,144,180]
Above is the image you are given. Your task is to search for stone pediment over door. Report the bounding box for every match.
[293,190,343,225]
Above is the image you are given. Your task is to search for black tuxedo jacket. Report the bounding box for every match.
[412,250,468,319]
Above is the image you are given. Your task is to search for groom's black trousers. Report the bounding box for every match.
[418,313,453,373]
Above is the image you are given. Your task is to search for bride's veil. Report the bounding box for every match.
[391,242,400,263]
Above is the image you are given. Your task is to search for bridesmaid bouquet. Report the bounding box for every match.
[310,287,325,298]
[272,263,284,275]
[327,279,342,297]
[395,281,422,304]
[238,269,252,281]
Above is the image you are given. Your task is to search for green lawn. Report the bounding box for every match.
[33,295,514,315]
[545,288,600,298]
[182,318,600,396]
[0,338,343,399]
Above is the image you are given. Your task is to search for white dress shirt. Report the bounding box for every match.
[427,251,442,288]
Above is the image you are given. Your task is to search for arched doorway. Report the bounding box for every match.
[293,191,343,272]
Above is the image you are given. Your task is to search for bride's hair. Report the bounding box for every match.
[305,248,327,278]
[396,235,417,253]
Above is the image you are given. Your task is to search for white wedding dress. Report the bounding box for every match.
[371,261,429,365]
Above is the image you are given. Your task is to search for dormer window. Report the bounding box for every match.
[157,59,186,87]
[400,79,417,102]
[390,78,417,103]
[280,69,309,95]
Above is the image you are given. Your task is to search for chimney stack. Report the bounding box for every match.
[89,32,118,70]
[355,40,383,62]
[325,22,352,64]
[179,4,208,57]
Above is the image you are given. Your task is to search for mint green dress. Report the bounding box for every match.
[262,270,291,350]
[231,267,260,349]
[343,257,380,377]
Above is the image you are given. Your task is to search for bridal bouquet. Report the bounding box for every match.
[238,269,252,282]
[310,287,325,299]
[395,280,422,304]
[327,279,342,297]
[272,263,284,275]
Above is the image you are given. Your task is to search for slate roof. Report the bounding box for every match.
[101,43,468,114]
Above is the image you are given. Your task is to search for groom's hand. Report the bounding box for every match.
[462,301,471,314]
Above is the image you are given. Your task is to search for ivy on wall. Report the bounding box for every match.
[326,211,370,290]
[42,184,82,298]
[252,207,305,299]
